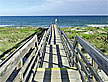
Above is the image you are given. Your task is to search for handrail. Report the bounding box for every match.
[0,28,42,59]
[0,25,51,82]
[0,35,38,82]
[57,25,108,82]
[75,35,108,75]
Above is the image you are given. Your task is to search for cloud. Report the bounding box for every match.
[27,0,108,15]
[0,0,107,15]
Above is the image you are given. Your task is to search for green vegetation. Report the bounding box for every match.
[0,27,45,60]
[61,27,108,55]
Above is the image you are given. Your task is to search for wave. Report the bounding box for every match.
[0,25,14,27]
[87,24,108,27]
[0,25,34,27]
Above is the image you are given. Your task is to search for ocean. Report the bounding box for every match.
[0,16,108,28]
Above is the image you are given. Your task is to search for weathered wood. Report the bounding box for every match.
[32,28,50,71]
[22,57,35,82]
[59,27,106,82]
[38,31,46,50]
[60,29,86,82]
[61,35,74,66]
[57,26,87,82]
[1,23,108,82]
[0,35,37,82]
[22,29,50,81]
[28,72,34,82]
[76,47,103,82]
[76,35,108,75]
[0,51,21,82]
[72,47,92,82]
[76,62,87,82]
[33,24,82,82]
[92,60,98,82]
[61,31,75,52]
[77,55,92,82]
[73,38,78,49]
[13,49,36,82]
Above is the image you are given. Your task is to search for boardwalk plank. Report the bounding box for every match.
[33,24,81,82]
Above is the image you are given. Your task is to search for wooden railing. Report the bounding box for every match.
[0,35,37,82]
[0,24,108,82]
[0,26,51,82]
[57,24,108,82]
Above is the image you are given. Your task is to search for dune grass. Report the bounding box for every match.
[0,27,45,60]
[61,27,108,55]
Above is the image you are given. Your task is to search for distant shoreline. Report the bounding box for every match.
[0,24,108,28]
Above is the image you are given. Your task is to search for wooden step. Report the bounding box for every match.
[33,67,82,82]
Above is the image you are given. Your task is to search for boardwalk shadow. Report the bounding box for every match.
[60,69,70,82]
[56,45,70,82]
[48,25,52,44]
[43,69,51,82]
[56,45,63,67]
[38,45,46,68]
[39,45,53,68]
[43,45,52,82]
[49,45,53,68]
[53,24,56,44]
[48,25,56,44]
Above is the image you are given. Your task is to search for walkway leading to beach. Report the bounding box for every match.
[33,24,81,82]
[0,23,108,82]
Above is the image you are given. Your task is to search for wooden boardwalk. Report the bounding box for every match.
[33,24,81,82]
[0,23,108,82]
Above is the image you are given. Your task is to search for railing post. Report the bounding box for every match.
[92,59,98,82]
[78,43,82,52]
[77,43,82,68]
[16,59,23,81]
[35,35,38,48]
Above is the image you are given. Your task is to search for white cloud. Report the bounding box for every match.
[0,0,107,15]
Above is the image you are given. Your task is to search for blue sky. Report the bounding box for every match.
[0,0,108,16]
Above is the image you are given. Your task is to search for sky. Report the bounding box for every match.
[0,0,108,16]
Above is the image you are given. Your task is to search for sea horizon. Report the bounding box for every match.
[0,16,108,28]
